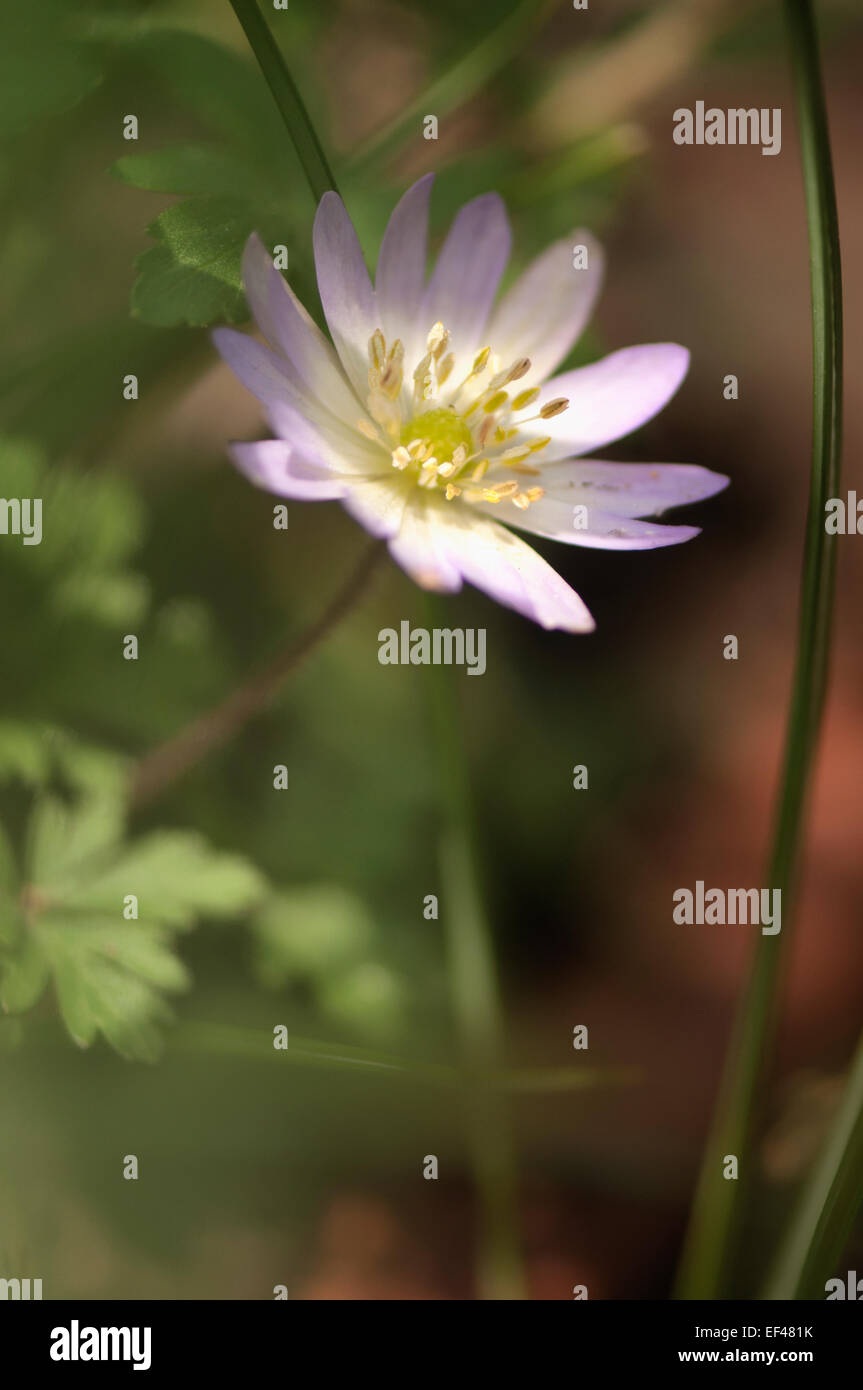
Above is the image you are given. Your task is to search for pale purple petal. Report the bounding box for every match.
[213,326,302,408]
[485,232,604,384]
[487,494,701,550]
[428,507,595,632]
[376,174,434,362]
[242,234,365,426]
[422,193,511,372]
[387,496,463,593]
[265,398,385,476]
[213,328,384,472]
[342,476,412,539]
[519,344,690,460]
[313,192,377,400]
[229,440,347,500]
[538,459,729,517]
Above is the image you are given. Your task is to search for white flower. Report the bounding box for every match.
[214,175,727,632]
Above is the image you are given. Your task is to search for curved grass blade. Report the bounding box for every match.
[675,0,843,1299]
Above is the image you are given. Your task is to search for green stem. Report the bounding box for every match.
[425,594,525,1300]
[763,1030,863,1298]
[346,0,557,174]
[675,0,843,1299]
[228,0,339,202]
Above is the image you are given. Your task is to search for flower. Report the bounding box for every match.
[214,175,728,632]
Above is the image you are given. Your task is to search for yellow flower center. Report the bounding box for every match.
[399,408,473,462]
[359,322,570,509]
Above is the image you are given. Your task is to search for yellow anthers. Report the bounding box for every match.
[379,339,404,398]
[471,346,491,376]
[362,320,560,505]
[504,357,531,384]
[427,321,448,356]
[477,416,497,448]
[436,352,455,387]
[539,396,569,420]
[512,387,540,412]
[481,479,520,503]
[369,328,386,373]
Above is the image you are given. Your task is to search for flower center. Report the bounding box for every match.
[399,408,472,464]
[359,322,570,510]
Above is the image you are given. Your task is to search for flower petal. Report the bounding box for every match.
[313,191,378,400]
[538,459,729,517]
[426,505,595,631]
[213,328,385,474]
[488,495,701,550]
[376,174,434,364]
[242,234,365,427]
[423,193,511,374]
[342,475,413,539]
[229,439,347,499]
[387,496,464,593]
[520,344,690,460]
[485,232,604,383]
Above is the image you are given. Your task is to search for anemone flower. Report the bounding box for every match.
[214,175,727,632]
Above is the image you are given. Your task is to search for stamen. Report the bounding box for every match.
[539,397,569,419]
[511,387,540,412]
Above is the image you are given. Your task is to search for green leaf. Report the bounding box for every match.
[53,828,266,927]
[251,886,375,987]
[317,962,406,1039]
[28,793,121,889]
[114,29,307,329]
[4,788,267,1058]
[0,938,49,1014]
[114,144,265,199]
[131,242,246,329]
[40,916,189,1058]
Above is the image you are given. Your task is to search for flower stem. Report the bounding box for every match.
[130,541,383,809]
[763,1029,863,1298]
[227,0,339,201]
[424,595,525,1300]
[674,0,843,1299]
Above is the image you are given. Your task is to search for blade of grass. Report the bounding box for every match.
[425,593,525,1301]
[174,1021,457,1084]
[763,1030,863,1298]
[227,0,338,201]
[675,0,843,1300]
